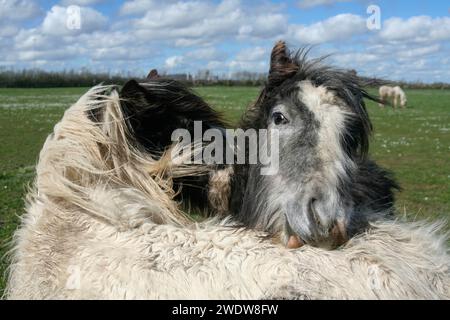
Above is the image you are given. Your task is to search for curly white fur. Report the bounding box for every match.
[5,86,449,299]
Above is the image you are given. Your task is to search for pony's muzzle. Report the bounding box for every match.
[311,197,348,247]
[285,197,349,249]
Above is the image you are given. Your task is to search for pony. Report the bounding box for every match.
[116,78,227,213]
[4,43,449,299]
[379,85,407,108]
[228,42,399,249]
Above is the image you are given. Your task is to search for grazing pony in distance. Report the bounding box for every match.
[5,43,449,299]
[379,85,407,108]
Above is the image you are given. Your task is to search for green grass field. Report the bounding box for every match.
[0,86,449,293]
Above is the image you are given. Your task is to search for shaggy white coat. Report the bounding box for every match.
[5,86,449,299]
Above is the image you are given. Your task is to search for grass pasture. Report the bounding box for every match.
[0,86,449,294]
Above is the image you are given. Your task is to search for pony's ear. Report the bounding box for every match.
[121,80,146,103]
[119,79,181,153]
[268,41,298,88]
[119,79,225,154]
[120,79,152,115]
[119,80,159,141]
[147,69,159,79]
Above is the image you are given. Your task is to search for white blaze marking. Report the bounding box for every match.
[297,81,354,212]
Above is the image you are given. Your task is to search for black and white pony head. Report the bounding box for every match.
[230,41,399,249]
[117,77,227,212]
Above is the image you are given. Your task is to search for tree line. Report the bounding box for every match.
[0,68,449,89]
[0,69,141,88]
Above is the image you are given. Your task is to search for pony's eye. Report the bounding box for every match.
[272,112,288,125]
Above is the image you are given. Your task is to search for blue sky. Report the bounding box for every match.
[1,0,450,82]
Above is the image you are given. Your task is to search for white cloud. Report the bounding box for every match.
[205,60,223,70]
[165,55,184,69]
[0,25,19,37]
[91,46,151,61]
[0,0,41,21]
[1,0,450,83]
[15,28,57,51]
[332,52,378,65]
[297,0,352,9]
[235,46,267,62]
[396,44,441,60]
[288,13,367,44]
[41,5,108,36]
[380,16,450,43]
[134,2,211,29]
[79,31,132,49]
[119,0,159,15]
[327,41,450,82]
[238,13,287,39]
[60,0,106,6]
[186,47,222,60]
[9,5,111,64]
[228,59,267,72]
[228,46,269,72]
[122,0,288,46]
[17,47,80,61]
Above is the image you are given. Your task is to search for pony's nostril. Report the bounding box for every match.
[329,221,348,247]
[309,198,321,227]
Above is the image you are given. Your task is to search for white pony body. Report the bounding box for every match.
[379,85,407,108]
[5,86,448,299]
